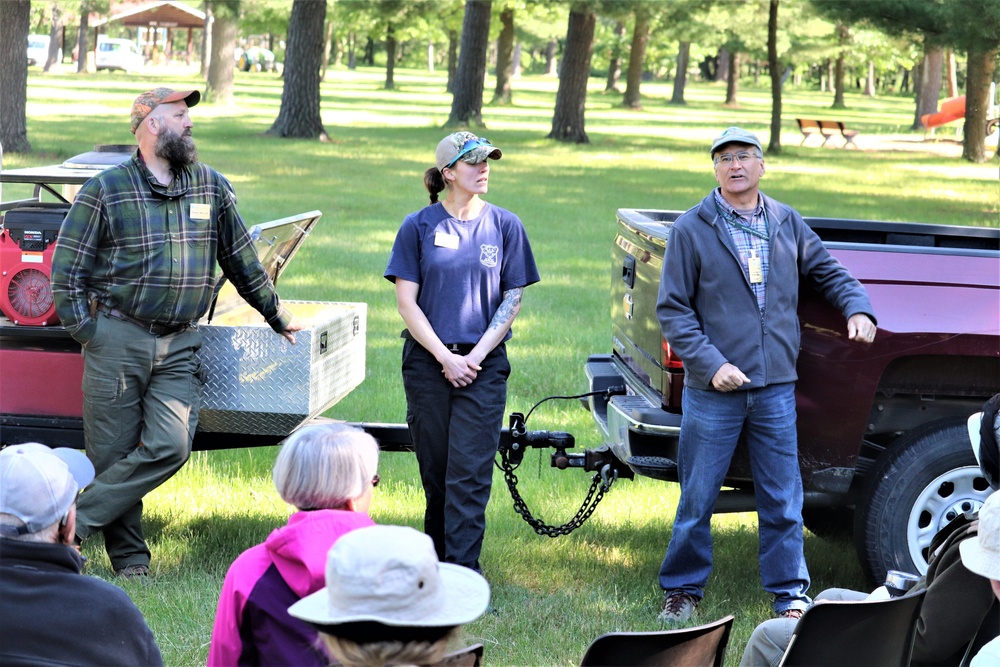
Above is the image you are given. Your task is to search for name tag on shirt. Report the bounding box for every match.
[434,232,459,249]
[190,203,211,220]
[748,250,763,284]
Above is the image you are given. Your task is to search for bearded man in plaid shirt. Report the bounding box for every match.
[52,88,301,578]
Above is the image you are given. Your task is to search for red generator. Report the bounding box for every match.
[0,203,70,326]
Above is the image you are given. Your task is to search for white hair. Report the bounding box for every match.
[273,424,379,510]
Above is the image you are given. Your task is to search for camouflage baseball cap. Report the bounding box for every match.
[130,87,201,134]
[435,132,502,172]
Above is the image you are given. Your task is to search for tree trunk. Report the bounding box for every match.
[715,47,729,82]
[766,0,781,155]
[427,39,434,73]
[384,23,396,90]
[512,43,521,78]
[0,0,31,153]
[548,5,595,144]
[44,5,63,71]
[347,33,356,69]
[725,51,740,105]
[962,47,997,163]
[322,18,333,80]
[491,7,514,105]
[913,45,942,130]
[605,20,625,93]
[544,38,558,76]
[266,0,328,140]
[622,10,650,109]
[831,23,847,109]
[200,3,212,79]
[446,29,458,92]
[863,60,876,96]
[76,1,89,74]
[670,41,690,104]
[206,2,238,105]
[363,37,374,66]
[446,0,492,127]
[946,50,958,98]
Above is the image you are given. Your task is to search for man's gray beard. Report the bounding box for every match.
[155,129,198,175]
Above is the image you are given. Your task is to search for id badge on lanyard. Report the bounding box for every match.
[748,249,763,284]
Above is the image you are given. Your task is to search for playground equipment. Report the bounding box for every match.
[921,95,965,130]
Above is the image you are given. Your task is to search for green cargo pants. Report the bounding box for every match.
[74,313,203,570]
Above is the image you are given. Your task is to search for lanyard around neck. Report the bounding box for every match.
[715,198,769,242]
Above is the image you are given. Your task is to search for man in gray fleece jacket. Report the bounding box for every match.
[655,126,877,624]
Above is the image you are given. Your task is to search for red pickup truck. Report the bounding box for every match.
[584,209,1000,583]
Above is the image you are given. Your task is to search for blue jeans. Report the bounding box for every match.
[401,339,510,572]
[659,383,811,612]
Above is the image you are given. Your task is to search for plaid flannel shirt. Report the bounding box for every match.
[52,151,290,344]
[714,189,770,314]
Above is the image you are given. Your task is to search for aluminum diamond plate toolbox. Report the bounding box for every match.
[197,301,366,435]
[1,148,369,450]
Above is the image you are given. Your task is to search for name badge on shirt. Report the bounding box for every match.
[748,250,763,284]
[190,203,211,220]
[434,232,460,249]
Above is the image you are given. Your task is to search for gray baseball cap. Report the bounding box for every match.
[710,126,763,157]
[0,443,94,535]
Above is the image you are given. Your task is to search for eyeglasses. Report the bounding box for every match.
[714,151,760,166]
[445,137,492,169]
[371,474,380,488]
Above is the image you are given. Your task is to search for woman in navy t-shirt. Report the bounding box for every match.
[384,132,539,573]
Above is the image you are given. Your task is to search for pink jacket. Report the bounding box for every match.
[207,510,375,666]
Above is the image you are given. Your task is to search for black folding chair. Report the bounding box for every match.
[778,590,926,667]
[433,643,484,667]
[580,615,734,667]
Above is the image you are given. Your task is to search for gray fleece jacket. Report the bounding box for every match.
[656,190,875,390]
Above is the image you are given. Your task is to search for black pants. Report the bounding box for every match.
[401,339,510,572]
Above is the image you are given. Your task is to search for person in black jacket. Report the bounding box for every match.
[739,395,1000,667]
[0,443,163,666]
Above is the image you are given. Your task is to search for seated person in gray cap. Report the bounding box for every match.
[739,394,1000,667]
[289,524,490,667]
[0,443,163,667]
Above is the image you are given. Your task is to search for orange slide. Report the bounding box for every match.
[921,95,965,129]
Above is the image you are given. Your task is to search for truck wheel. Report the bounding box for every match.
[854,420,989,584]
[802,507,854,541]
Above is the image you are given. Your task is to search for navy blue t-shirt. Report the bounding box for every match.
[384,202,539,345]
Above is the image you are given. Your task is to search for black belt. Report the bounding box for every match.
[96,303,190,337]
[444,343,477,355]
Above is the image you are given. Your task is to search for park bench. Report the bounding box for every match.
[796,118,859,148]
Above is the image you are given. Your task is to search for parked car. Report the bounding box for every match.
[95,38,144,73]
[27,35,61,67]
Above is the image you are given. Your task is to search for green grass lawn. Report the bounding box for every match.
[10,66,999,666]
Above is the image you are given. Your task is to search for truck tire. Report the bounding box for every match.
[854,420,989,584]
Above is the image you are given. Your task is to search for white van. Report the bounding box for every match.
[95,38,144,73]
[28,35,61,67]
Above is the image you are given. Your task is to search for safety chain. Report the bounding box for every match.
[498,447,617,537]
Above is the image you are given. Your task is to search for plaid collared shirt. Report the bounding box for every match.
[714,189,769,314]
[52,151,290,344]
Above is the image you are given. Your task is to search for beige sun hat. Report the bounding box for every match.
[288,524,490,628]
[960,491,1000,580]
